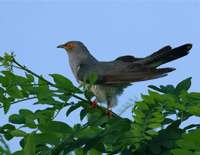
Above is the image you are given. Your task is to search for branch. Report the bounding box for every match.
[13,58,53,86]
[0,96,38,108]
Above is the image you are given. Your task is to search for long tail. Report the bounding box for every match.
[143,43,192,67]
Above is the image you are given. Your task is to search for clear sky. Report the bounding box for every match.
[1,1,200,153]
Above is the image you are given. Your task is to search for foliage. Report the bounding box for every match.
[0,53,200,155]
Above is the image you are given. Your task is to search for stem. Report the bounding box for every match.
[0,97,38,108]
[12,96,37,104]
[13,58,89,103]
[0,135,11,155]
[71,94,88,103]
[13,58,53,86]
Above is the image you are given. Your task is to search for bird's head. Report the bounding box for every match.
[57,41,87,53]
[57,41,97,64]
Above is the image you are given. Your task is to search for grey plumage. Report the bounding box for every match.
[57,41,192,108]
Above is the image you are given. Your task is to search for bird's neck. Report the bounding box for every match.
[68,53,98,81]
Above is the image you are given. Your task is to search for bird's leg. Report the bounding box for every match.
[91,99,98,108]
[105,107,112,118]
[106,97,112,117]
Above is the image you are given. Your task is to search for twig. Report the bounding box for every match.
[13,58,89,103]
[0,135,11,155]
[13,58,53,86]
[0,97,37,108]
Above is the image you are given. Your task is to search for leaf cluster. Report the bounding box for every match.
[0,53,200,155]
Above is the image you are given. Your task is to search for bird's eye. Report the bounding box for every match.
[67,43,73,48]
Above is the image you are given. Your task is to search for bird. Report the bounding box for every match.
[57,41,192,117]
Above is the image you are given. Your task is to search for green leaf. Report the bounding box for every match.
[148,90,165,102]
[24,131,36,155]
[0,75,9,87]
[171,148,194,155]
[131,124,142,131]
[132,115,144,124]
[166,120,181,131]
[63,137,89,154]
[89,148,103,155]
[25,73,34,82]
[183,124,200,131]
[74,148,84,155]
[148,140,161,154]
[38,77,49,89]
[150,117,164,123]
[50,74,79,92]
[160,85,175,94]
[147,123,162,129]
[131,129,141,136]
[9,114,25,124]
[152,111,164,118]
[0,87,5,99]
[141,94,155,105]
[3,97,12,114]
[1,70,16,82]
[176,139,200,150]
[145,130,158,136]
[19,109,33,117]
[174,77,192,95]
[182,128,200,143]
[168,102,186,111]
[50,137,74,155]
[84,90,94,101]
[83,136,103,153]
[163,94,176,104]
[39,121,72,133]
[66,104,81,116]
[188,105,200,116]
[90,115,108,126]
[87,72,97,90]
[189,92,200,99]
[32,133,60,145]
[80,107,90,121]
[12,151,24,155]
[10,129,27,137]
[0,124,15,133]
[108,118,131,132]
[7,85,23,98]
[103,134,121,143]
[15,75,29,85]
[148,85,165,93]
[25,118,37,128]
[132,109,145,118]
[111,142,126,152]
[4,131,14,141]
[71,124,81,135]
[135,101,149,110]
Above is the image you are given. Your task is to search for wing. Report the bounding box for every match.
[77,43,192,84]
[114,55,142,62]
[77,61,174,84]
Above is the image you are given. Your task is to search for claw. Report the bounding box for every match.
[91,99,98,108]
[105,107,112,118]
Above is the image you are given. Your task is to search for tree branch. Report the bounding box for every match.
[13,58,54,86]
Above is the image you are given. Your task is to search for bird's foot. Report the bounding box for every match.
[105,107,112,118]
[90,99,98,108]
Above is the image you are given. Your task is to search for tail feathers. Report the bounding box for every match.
[146,45,172,58]
[143,43,192,67]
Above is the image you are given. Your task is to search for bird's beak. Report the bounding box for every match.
[57,45,68,50]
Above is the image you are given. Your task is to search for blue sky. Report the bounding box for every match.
[1,1,200,153]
